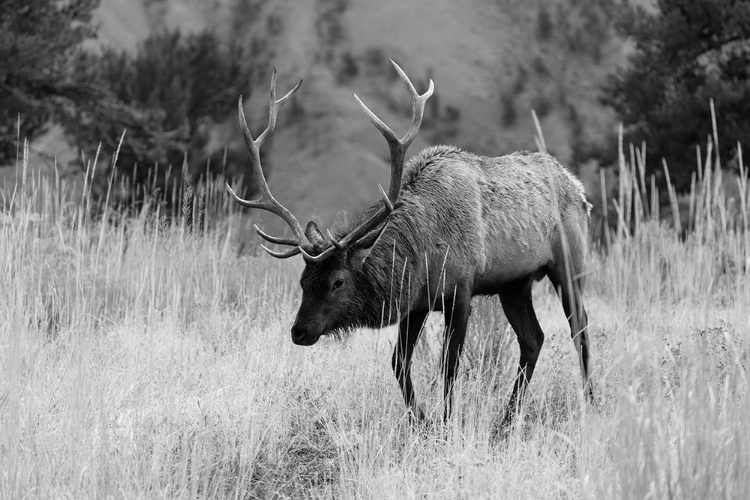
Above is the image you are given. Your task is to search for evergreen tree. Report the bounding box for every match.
[604,0,750,190]
[0,0,99,164]
[63,30,252,195]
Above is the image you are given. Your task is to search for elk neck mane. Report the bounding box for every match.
[341,145,466,328]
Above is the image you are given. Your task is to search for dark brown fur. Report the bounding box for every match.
[292,144,594,425]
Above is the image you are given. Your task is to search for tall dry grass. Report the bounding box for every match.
[1,131,748,498]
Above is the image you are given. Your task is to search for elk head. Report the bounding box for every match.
[226,63,433,345]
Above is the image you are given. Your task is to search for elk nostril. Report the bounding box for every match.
[291,325,307,342]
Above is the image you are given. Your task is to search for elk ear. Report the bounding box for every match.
[305,221,327,248]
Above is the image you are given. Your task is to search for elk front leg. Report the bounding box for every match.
[442,292,471,421]
[392,310,429,420]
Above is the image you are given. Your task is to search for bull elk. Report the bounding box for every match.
[227,63,594,426]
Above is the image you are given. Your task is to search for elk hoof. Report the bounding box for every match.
[489,416,514,444]
[409,403,426,422]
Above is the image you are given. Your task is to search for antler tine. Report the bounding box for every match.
[299,245,335,263]
[255,224,299,246]
[329,206,391,250]
[353,60,433,206]
[256,67,303,147]
[302,213,391,262]
[324,61,432,255]
[227,69,309,255]
[326,229,344,249]
[352,93,397,145]
[392,60,434,148]
[260,244,301,259]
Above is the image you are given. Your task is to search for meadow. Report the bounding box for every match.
[1,135,749,499]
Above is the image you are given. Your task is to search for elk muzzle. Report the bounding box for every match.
[291,323,322,346]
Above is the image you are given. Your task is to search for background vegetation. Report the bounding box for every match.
[66,30,251,190]
[1,2,750,496]
[2,1,253,204]
[7,0,748,223]
[0,0,99,165]
[605,0,750,191]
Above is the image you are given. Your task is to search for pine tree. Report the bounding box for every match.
[0,0,99,164]
[62,30,252,198]
[604,0,750,191]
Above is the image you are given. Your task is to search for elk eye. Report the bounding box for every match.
[332,278,344,291]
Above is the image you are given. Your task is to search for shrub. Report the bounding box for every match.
[0,0,99,165]
[63,29,252,200]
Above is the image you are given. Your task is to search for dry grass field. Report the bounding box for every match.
[1,138,749,498]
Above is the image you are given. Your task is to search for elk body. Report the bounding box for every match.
[228,63,594,425]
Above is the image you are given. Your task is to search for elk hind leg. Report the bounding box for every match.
[499,282,545,427]
[547,255,593,403]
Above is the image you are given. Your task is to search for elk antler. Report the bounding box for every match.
[225,68,310,259]
[304,60,434,263]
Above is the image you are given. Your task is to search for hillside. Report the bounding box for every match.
[35,0,635,236]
